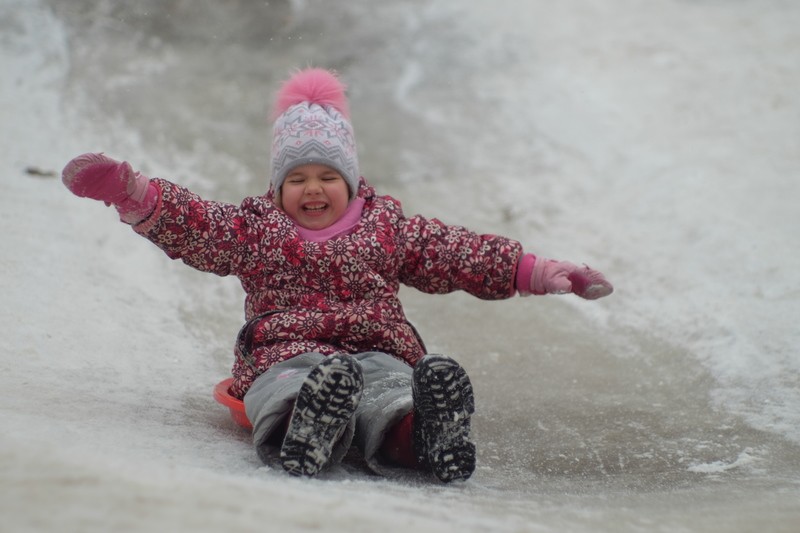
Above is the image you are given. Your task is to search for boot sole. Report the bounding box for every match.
[280,355,363,476]
[413,354,476,482]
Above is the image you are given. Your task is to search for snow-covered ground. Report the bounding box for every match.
[2,0,799,531]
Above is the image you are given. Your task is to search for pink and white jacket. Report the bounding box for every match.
[132,177,522,399]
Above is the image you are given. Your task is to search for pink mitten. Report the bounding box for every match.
[62,153,157,224]
[567,264,614,300]
[518,254,613,300]
[62,153,145,203]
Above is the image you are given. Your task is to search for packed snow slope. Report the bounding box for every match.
[2,1,799,531]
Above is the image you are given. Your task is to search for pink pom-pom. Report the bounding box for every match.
[271,68,350,120]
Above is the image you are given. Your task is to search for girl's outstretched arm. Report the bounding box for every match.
[62,153,259,277]
[395,214,523,300]
[395,212,612,301]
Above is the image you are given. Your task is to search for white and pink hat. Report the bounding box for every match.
[270,68,360,198]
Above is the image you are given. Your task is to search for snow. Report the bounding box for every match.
[2,0,800,531]
[688,450,758,475]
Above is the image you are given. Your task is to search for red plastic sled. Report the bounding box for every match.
[213,378,252,430]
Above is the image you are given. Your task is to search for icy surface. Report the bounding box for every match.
[2,0,799,531]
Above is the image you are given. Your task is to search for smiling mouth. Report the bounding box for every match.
[302,203,328,214]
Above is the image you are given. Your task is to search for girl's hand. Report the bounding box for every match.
[62,153,157,224]
[527,257,614,300]
[62,153,148,205]
[565,263,614,300]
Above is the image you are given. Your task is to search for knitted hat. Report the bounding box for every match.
[270,68,359,198]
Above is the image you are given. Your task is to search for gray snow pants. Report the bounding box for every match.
[243,351,414,475]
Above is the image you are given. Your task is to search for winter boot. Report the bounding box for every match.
[412,354,476,482]
[280,355,364,476]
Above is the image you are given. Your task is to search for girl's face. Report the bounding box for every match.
[279,164,350,230]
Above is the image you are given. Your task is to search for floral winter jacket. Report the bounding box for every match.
[134,178,522,398]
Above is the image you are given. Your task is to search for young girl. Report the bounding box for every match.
[62,68,612,482]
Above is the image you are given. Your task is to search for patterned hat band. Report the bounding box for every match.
[270,102,360,198]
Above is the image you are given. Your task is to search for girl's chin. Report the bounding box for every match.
[298,215,333,230]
